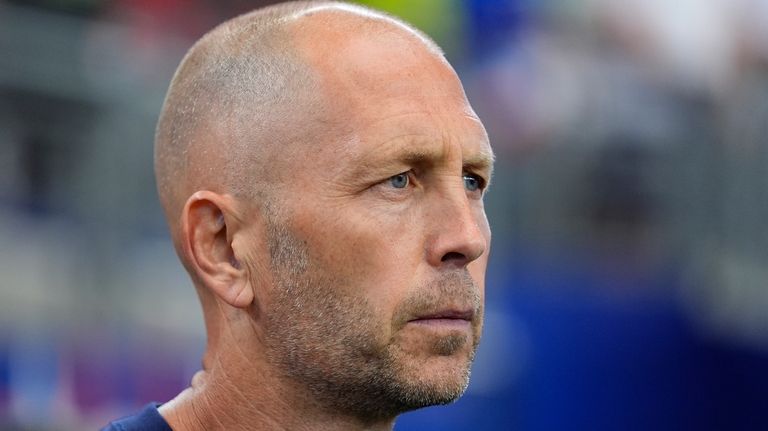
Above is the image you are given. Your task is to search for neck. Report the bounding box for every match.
[159,338,395,431]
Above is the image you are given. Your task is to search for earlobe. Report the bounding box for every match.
[181,191,254,309]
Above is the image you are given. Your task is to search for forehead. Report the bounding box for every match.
[349,110,491,174]
[289,12,491,167]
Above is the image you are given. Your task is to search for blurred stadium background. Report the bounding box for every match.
[1,0,768,429]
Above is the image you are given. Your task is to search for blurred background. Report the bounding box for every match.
[1,0,767,429]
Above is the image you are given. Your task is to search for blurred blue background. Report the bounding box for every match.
[1,0,768,429]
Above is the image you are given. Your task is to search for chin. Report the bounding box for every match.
[393,347,475,409]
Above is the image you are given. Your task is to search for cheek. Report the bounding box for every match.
[468,255,488,299]
[294,204,423,309]
[474,200,492,240]
[238,225,277,300]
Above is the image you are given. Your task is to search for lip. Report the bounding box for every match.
[408,309,474,326]
[411,309,473,321]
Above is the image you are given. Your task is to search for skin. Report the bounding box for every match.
[157,7,493,431]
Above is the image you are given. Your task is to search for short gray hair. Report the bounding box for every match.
[154,1,442,224]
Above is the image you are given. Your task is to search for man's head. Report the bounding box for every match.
[154,1,493,425]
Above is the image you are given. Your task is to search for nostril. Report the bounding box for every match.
[441,252,466,263]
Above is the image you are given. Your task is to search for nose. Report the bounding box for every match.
[426,186,488,269]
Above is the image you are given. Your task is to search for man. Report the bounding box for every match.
[104,1,493,430]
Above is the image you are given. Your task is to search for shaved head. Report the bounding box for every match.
[150,3,490,428]
[154,1,443,234]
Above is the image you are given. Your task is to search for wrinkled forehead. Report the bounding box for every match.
[290,12,460,101]
[284,10,489,155]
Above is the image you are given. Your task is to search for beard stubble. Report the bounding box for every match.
[260,216,482,422]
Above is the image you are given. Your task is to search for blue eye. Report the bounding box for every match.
[390,173,409,189]
[463,174,482,192]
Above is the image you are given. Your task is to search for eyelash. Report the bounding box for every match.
[463,172,486,193]
[382,171,487,194]
[389,172,412,189]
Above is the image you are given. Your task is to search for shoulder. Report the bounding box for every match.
[101,403,172,431]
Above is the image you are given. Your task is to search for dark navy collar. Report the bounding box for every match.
[102,402,172,431]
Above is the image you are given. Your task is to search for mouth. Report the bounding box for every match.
[407,309,474,328]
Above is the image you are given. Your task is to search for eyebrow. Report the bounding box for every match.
[374,145,495,179]
[463,150,495,178]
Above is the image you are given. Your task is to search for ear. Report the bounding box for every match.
[180,191,253,309]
